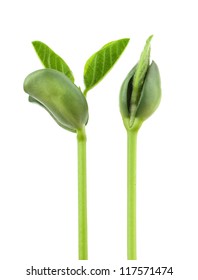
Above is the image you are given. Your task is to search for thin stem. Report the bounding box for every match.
[127,129,138,260]
[83,88,89,97]
[77,127,88,260]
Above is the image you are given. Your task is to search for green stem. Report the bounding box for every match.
[127,129,138,260]
[83,88,89,97]
[77,127,88,260]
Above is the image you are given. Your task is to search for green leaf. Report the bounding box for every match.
[84,38,130,94]
[129,35,153,126]
[32,41,75,82]
[132,35,153,104]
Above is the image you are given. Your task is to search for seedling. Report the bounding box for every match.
[24,39,129,260]
[119,36,161,260]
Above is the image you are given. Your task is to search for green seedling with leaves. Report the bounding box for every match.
[24,39,129,260]
[119,36,161,260]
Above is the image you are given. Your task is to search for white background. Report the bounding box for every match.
[0,0,198,279]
